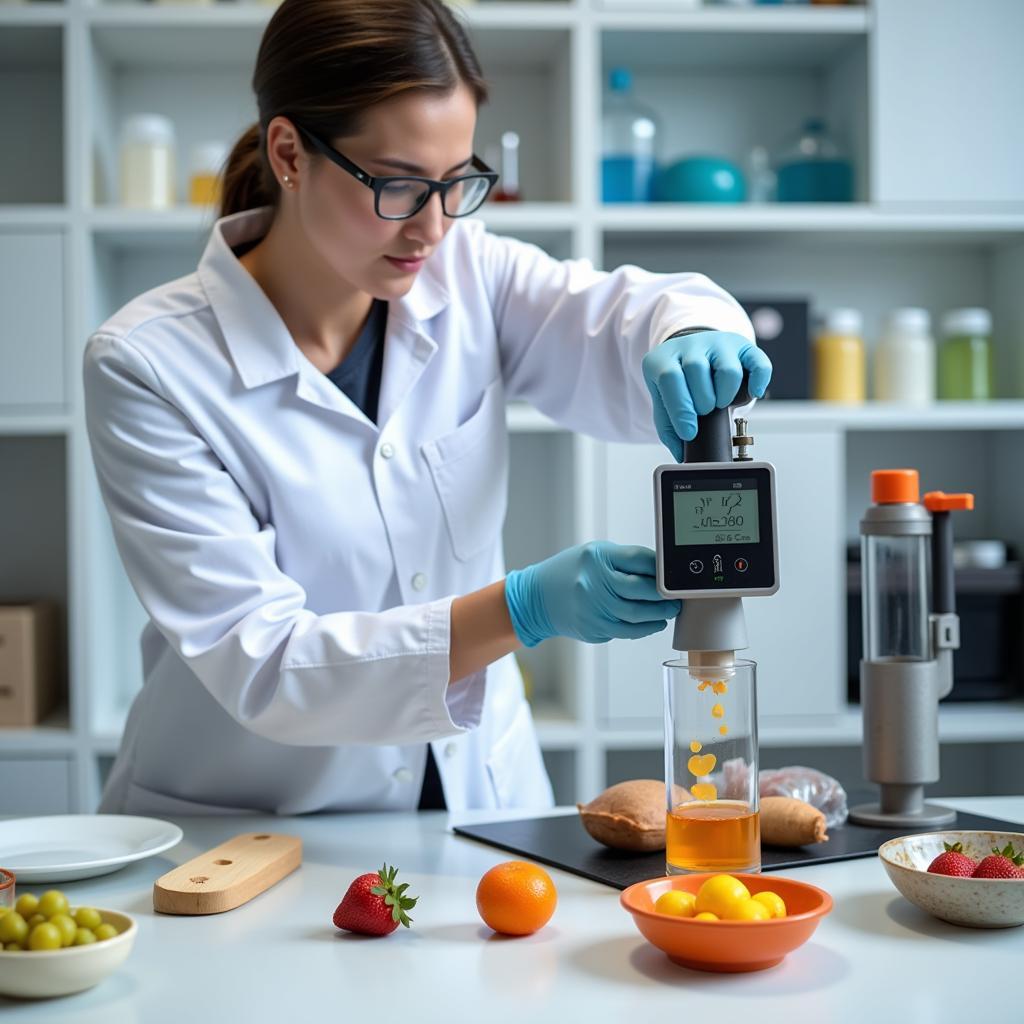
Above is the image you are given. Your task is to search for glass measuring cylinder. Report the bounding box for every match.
[664,657,760,874]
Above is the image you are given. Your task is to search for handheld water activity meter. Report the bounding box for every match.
[654,402,779,674]
[654,461,779,598]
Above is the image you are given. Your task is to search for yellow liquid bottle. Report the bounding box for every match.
[813,308,866,403]
[188,142,228,207]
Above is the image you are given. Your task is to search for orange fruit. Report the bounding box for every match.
[475,860,557,936]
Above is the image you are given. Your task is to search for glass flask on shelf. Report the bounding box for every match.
[601,67,658,203]
[774,118,853,203]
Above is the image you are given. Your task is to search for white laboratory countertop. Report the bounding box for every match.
[3,796,1023,1024]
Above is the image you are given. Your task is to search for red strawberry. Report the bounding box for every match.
[972,843,1024,880]
[333,864,418,936]
[927,841,977,877]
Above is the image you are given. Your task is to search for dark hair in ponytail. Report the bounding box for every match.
[220,0,489,219]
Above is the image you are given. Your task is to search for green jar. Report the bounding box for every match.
[938,308,992,400]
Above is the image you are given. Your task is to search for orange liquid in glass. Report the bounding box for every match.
[666,800,760,873]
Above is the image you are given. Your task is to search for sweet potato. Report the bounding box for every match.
[760,795,829,847]
[578,779,683,852]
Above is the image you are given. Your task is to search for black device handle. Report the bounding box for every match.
[682,376,751,466]
[931,511,956,616]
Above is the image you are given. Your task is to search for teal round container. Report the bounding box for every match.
[655,156,746,203]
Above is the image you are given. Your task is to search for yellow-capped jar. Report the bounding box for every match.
[813,308,866,403]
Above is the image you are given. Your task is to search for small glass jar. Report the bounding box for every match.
[120,114,176,209]
[0,868,14,913]
[813,308,866,403]
[664,657,760,875]
[188,141,228,207]
[874,307,935,405]
[938,308,993,401]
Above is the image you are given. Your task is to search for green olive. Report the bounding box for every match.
[37,890,69,919]
[94,923,118,942]
[4,942,22,952]
[72,928,97,946]
[74,906,103,931]
[28,922,62,951]
[26,913,47,930]
[49,913,77,947]
[14,893,38,918]
[0,912,28,945]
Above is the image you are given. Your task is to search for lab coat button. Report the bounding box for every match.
[380,442,395,459]
[444,742,457,759]
[393,767,413,783]
[412,572,427,591]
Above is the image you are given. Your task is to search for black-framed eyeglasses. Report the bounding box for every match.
[294,123,498,220]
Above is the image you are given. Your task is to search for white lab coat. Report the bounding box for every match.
[84,207,754,816]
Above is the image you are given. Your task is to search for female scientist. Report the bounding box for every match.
[84,0,770,815]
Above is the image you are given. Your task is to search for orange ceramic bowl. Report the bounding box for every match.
[620,873,833,973]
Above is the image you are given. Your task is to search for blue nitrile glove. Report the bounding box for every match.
[642,330,773,462]
[505,541,682,647]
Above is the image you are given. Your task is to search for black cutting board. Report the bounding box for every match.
[453,810,1021,890]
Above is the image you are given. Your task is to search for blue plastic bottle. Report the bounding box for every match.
[601,68,658,203]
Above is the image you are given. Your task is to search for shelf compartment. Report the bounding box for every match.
[603,233,1024,399]
[466,26,573,203]
[505,432,579,722]
[0,24,64,204]
[88,21,260,208]
[0,229,67,411]
[0,754,74,814]
[600,26,868,203]
[89,19,573,206]
[0,706,73,754]
[0,436,69,728]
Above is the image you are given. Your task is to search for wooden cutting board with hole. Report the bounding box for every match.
[153,832,302,915]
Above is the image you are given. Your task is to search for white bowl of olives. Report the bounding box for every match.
[0,887,137,999]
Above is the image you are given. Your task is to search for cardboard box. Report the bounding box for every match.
[0,603,59,727]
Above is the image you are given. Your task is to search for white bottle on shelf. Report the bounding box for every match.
[873,307,936,405]
[119,114,176,210]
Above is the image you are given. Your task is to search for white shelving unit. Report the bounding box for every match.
[3,0,1023,813]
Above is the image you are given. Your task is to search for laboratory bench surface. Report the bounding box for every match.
[2,796,1023,1024]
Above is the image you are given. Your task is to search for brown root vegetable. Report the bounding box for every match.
[760,796,829,847]
[577,779,685,852]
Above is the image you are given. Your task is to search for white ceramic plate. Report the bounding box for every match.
[0,815,183,882]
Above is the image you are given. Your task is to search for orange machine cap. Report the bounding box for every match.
[924,490,975,512]
[872,469,919,505]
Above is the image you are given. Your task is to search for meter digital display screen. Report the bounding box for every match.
[673,484,760,546]
[655,463,778,597]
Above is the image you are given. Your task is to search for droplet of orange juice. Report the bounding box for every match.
[719,725,728,736]
[711,703,725,719]
[687,753,717,777]
[690,783,718,801]
[712,681,728,695]
[690,740,702,753]
[697,680,711,692]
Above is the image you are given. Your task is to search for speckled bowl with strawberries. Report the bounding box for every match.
[879,830,1024,929]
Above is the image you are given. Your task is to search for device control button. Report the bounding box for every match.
[734,557,749,573]
[689,559,704,574]
[712,554,724,574]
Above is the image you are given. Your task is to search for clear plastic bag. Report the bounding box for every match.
[718,760,849,828]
